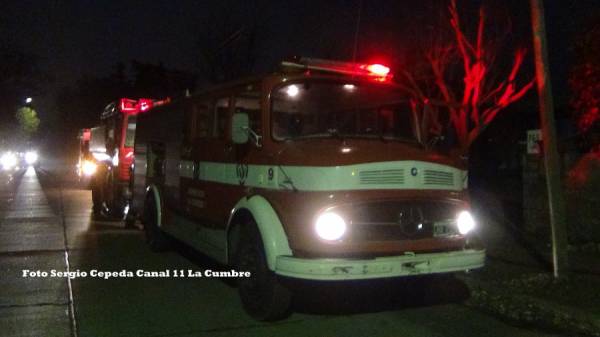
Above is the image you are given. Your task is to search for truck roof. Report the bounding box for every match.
[187,58,399,100]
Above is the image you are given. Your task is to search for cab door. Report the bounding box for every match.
[180,96,232,229]
[210,84,264,229]
[230,84,263,184]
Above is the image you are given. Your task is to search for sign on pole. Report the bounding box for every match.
[527,129,542,154]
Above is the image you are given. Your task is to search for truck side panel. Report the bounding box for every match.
[132,101,185,222]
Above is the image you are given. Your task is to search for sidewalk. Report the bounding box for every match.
[465,188,600,337]
[459,259,600,337]
[0,168,72,337]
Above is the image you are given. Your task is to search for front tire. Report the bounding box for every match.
[236,222,292,321]
[143,195,171,252]
[91,178,103,218]
[124,209,137,228]
[105,171,125,219]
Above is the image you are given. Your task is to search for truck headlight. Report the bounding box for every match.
[82,160,97,176]
[315,212,347,241]
[456,210,476,235]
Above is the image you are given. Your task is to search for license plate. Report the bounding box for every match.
[433,222,451,237]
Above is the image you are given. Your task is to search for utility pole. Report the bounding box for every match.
[529,0,569,278]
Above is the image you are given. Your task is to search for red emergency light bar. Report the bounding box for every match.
[137,97,171,112]
[138,99,150,112]
[363,63,390,77]
[81,129,91,141]
[120,98,138,112]
[115,97,171,114]
[281,57,393,81]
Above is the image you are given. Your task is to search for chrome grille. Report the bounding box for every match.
[423,169,454,186]
[335,200,460,242]
[359,169,404,185]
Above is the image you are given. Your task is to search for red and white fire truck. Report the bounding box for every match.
[129,58,485,320]
[84,98,169,220]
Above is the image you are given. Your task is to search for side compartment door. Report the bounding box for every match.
[132,103,184,225]
[176,96,232,256]
[179,98,211,219]
[132,141,147,212]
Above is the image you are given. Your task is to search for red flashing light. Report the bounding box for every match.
[136,97,171,113]
[282,57,393,81]
[82,129,91,141]
[117,97,171,115]
[365,64,390,77]
[119,98,138,112]
[138,98,152,112]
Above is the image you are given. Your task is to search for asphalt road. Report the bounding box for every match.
[0,166,567,337]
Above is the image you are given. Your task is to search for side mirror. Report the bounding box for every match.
[232,112,249,144]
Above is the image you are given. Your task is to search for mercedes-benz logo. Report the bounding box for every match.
[411,167,418,176]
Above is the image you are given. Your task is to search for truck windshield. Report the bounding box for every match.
[124,115,136,148]
[271,80,417,143]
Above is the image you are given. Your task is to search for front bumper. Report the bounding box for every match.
[274,249,485,280]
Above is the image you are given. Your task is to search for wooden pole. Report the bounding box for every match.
[529,0,569,278]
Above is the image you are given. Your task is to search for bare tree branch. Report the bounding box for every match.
[400,0,534,153]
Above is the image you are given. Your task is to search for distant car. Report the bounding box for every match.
[24,150,39,167]
[1,151,20,171]
[0,149,40,172]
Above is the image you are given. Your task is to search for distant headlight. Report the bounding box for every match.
[456,210,476,235]
[315,212,347,241]
[82,160,97,176]
[1,152,17,170]
[25,151,38,165]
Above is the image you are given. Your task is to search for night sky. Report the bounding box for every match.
[2,0,376,83]
[1,0,598,118]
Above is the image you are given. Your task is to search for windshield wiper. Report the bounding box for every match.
[340,134,421,146]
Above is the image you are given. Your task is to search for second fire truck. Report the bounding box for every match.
[84,98,169,220]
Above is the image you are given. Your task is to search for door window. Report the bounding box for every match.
[234,88,261,134]
[214,97,230,138]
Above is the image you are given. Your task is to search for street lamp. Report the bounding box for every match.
[25,97,32,104]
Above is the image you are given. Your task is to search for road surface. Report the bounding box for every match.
[0,166,566,337]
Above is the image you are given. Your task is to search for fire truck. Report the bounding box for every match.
[86,98,169,220]
[129,58,485,320]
